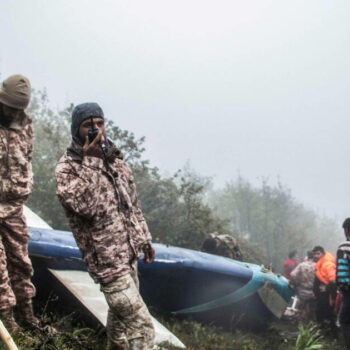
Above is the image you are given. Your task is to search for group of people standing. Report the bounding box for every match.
[0,74,156,349]
[285,220,350,349]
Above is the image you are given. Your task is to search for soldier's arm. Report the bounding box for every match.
[324,260,336,283]
[26,122,34,162]
[6,122,34,202]
[124,163,152,242]
[122,162,154,262]
[55,157,104,218]
[289,264,300,285]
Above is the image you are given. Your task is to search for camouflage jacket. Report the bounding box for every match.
[290,260,315,300]
[55,141,152,284]
[0,111,33,218]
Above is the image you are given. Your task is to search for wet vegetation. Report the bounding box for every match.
[0,298,345,349]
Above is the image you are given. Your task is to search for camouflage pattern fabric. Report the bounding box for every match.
[0,112,33,216]
[290,260,316,319]
[209,233,242,260]
[102,270,155,349]
[290,260,315,300]
[55,141,152,284]
[0,206,36,310]
[0,112,35,310]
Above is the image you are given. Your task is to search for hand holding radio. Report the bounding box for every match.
[83,129,104,158]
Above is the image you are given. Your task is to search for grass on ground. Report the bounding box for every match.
[0,297,345,350]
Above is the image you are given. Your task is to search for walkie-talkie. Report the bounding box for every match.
[88,117,99,142]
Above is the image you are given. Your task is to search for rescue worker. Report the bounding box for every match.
[283,250,298,280]
[0,74,39,332]
[289,250,316,319]
[336,218,350,349]
[55,102,155,349]
[202,232,243,261]
[312,245,337,333]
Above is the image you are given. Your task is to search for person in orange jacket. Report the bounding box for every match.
[312,246,337,333]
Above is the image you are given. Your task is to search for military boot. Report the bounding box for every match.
[0,307,20,334]
[16,299,40,329]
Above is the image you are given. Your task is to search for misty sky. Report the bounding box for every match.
[1,0,350,222]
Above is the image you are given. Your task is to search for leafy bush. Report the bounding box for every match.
[295,323,323,350]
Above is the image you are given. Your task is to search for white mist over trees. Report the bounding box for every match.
[208,178,341,270]
[28,91,342,273]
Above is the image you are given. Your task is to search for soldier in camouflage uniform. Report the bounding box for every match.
[0,74,39,333]
[289,251,316,319]
[55,103,155,350]
[202,232,243,261]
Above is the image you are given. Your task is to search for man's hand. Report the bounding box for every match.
[83,130,104,158]
[143,243,155,264]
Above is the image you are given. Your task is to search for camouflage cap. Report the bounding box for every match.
[0,74,31,109]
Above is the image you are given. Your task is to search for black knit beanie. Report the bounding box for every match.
[71,102,104,145]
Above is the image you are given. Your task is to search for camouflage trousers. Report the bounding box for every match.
[296,296,316,320]
[0,205,36,310]
[101,270,155,350]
